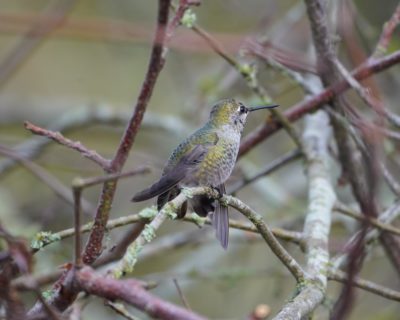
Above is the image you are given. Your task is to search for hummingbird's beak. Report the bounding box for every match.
[248,104,279,112]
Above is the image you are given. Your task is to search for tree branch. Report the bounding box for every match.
[24,121,111,170]
[328,269,400,302]
[274,111,335,319]
[76,266,207,320]
[239,50,400,157]
[81,0,184,267]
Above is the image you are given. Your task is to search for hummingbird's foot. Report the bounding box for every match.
[211,186,224,199]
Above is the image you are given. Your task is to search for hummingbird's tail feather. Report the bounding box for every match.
[212,202,229,250]
[211,184,229,249]
[132,145,207,202]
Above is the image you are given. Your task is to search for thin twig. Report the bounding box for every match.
[0,107,188,176]
[239,49,400,157]
[332,199,400,269]
[31,210,302,252]
[224,194,306,282]
[372,3,400,58]
[328,269,400,302]
[72,166,151,189]
[71,168,150,269]
[173,278,192,310]
[105,301,139,320]
[24,121,111,170]
[81,0,181,267]
[26,1,179,317]
[72,187,82,267]
[228,149,301,194]
[335,202,400,236]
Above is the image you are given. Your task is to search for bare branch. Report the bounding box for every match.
[228,149,301,194]
[76,267,207,320]
[332,200,400,269]
[275,111,335,319]
[329,269,400,302]
[0,107,187,176]
[224,194,306,282]
[30,209,302,252]
[335,202,400,236]
[173,278,192,310]
[110,186,305,282]
[105,301,139,320]
[372,3,400,58]
[239,49,400,157]
[24,121,111,170]
[81,0,189,267]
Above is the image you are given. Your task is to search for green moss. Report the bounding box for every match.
[238,63,253,76]
[188,213,206,227]
[41,289,54,300]
[31,231,61,249]
[143,224,156,242]
[71,177,85,188]
[181,187,194,199]
[115,241,144,277]
[138,206,157,220]
[181,9,196,28]
[163,202,177,219]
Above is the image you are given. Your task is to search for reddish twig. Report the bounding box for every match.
[76,267,207,320]
[24,121,111,170]
[72,187,82,267]
[81,0,172,266]
[239,49,400,157]
[71,167,150,266]
[328,269,400,302]
[26,1,198,317]
[373,3,400,57]
[105,301,137,320]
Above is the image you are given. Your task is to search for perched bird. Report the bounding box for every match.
[132,99,278,249]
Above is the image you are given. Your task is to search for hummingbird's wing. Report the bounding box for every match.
[212,183,229,250]
[131,145,207,202]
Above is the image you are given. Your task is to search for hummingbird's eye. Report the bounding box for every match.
[239,105,247,114]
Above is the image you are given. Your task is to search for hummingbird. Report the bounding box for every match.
[132,99,278,249]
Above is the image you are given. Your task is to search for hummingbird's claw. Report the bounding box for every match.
[211,185,224,199]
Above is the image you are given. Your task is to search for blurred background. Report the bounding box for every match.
[0,0,399,319]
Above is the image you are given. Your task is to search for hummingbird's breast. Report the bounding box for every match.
[164,123,241,188]
[188,124,240,187]
[193,139,238,186]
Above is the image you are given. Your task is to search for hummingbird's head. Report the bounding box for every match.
[209,99,278,132]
